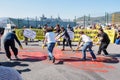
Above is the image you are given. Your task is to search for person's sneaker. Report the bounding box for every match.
[92,59,97,61]
[80,58,86,61]
[15,56,20,60]
[61,49,65,51]
[7,58,12,62]
[48,56,52,60]
[71,49,74,52]
[49,58,52,60]
[55,61,64,65]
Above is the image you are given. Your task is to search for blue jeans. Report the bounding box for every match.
[82,42,96,59]
[47,43,55,59]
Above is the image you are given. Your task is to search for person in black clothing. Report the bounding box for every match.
[57,27,73,51]
[3,31,23,60]
[96,28,110,56]
[54,24,61,45]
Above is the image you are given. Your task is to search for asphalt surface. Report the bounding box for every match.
[0,42,120,80]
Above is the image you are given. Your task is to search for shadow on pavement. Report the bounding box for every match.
[58,57,81,62]
[108,53,120,57]
[1,62,29,67]
[17,68,31,74]
[88,56,119,63]
[1,61,31,74]
[19,55,47,62]
[54,60,64,65]
[56,56,119,64]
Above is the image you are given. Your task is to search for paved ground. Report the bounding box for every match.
[0,42,120,80]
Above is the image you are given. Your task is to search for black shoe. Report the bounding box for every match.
[80,58,86,61]
[53,57,55,63]
[0,63,1,65]
[61,49,65,51]
[55,61,64,65]
[49,57,52,60]
[7,58,13,62]
[15,56,20,60]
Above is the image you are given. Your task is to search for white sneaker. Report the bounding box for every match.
[7,58,12,62]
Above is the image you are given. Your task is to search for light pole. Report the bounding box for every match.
[27,17,29,28]
[35,16,37,28]
[83,15,86,27]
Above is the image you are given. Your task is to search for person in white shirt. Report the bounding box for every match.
[43,27,56,63]
[76,31,96,61]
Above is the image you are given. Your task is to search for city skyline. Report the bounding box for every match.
[0,0,120,20]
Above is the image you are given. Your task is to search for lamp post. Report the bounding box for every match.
[27,17,29,28]
[83,15,86,27]
[35,16,37,28]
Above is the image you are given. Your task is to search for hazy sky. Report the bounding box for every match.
[0,0,120,20]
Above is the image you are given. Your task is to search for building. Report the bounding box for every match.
[112,12,120,25]
[0,15,76,28]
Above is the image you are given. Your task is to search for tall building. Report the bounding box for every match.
[112,12,120,25]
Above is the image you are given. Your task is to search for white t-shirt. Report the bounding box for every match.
[81,34,92,42]
[0,66,23,80]
[45,32,56,43]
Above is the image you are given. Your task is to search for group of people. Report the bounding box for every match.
[0,25,111,80]
[42,24,110,63]
[0,24,110,64]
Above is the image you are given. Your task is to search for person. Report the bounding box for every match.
[43,27,56,63]
[76,31,96,61]
[115,32,120,45]
[43,24,48,35]
[57,27,73,51]
[0,66,23,80]
[54,24,61,45]
[66,24,74,46]
[3,31,23,61]
[56,27,73,51]
[22,26,28,45]
[96,28,110,56]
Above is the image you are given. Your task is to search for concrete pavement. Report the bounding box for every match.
[0,42,120,80]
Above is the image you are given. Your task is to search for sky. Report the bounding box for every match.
[0,0,120,20]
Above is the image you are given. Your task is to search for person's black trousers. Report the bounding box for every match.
[98,42,109,55]
[4,40,18,59]
[63,38,72,49]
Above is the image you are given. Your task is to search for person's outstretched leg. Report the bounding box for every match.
[10,41,18,59]
[4,41,11,60]
[88,42,96,60]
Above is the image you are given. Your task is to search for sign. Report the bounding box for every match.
[23,29,36,39]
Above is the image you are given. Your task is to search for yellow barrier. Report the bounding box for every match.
[15,29,116,43]
[73,29,116,43]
